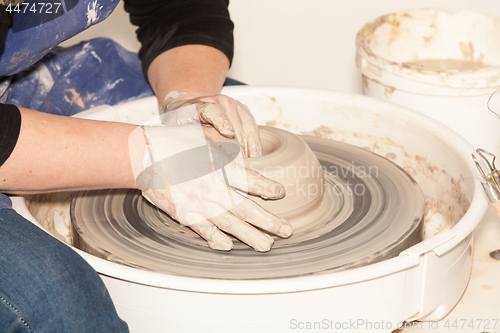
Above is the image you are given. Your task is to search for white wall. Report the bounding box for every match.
[62,0,500,94]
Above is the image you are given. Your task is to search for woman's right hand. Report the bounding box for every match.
[128,116,292,252]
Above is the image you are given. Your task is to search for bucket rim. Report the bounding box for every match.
[356,8,500,92]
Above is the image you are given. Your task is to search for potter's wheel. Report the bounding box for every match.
[71,129,425,280]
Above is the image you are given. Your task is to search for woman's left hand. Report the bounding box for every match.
[161,92,262,158]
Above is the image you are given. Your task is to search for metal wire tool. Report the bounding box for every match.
[472,148,500,259]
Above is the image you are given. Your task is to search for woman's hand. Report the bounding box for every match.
[129,115,291,252]
[161,92,262,158]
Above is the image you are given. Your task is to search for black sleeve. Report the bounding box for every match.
[123,0,234,81]
[0,104,21,167]
[0,5,13,56]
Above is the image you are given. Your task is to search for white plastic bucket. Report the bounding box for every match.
[356,8,500,157]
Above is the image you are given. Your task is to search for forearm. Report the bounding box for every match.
[147,45,230,103]
[146,45,263,158]
[0,107,138,194]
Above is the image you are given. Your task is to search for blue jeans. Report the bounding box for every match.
[0,208,129,332]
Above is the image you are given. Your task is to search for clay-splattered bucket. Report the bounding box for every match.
[356,8,500,156]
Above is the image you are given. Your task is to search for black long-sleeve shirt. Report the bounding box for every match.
[124,0,233,80]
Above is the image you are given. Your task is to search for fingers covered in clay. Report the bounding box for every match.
[162,92,263,158]
[196,98,235,138]
[168,202,277,252]
[208,210,275,252]
[189,201,278,252]
[219,160,286,200]
[246,169,286,199]
[205,95,262,158]
[230,197,292,239]
[185,215,234,251]
[221,97,262,158]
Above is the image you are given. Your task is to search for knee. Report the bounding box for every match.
[31,240,130,332]
[0,209,128,333]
